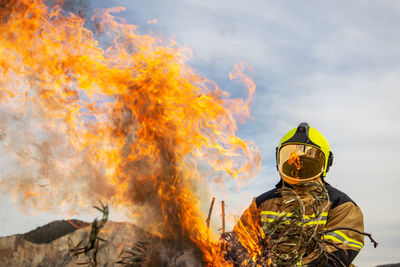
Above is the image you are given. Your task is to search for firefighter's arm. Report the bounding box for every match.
[309,201,364,266]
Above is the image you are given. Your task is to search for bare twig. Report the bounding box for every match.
[319,226,379,248]
[116,241,150,267]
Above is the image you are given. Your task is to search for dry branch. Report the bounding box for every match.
[206,197,215,228]
[68,203,109,267]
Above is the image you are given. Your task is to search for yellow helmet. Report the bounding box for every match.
[276,122,333,184]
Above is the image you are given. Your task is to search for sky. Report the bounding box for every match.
[1,0,400,266]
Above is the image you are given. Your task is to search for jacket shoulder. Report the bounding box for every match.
[255,188,281,208]
[325,182,357,209]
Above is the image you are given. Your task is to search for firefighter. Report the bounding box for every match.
[233,122,364,266]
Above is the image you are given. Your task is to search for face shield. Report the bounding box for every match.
[278,144,325,184]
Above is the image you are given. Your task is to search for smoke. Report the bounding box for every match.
[61,0,90,18]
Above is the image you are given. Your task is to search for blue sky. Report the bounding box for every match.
[1,1,399,266]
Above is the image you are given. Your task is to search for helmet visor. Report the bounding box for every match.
[278,144,325,181]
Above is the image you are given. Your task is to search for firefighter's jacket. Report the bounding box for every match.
[233,179,364,266]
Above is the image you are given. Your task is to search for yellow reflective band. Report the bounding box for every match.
[334,230,363,247]
[260,218,275,223]
[260,211,328,225]
[260,211,294,217]
[260,218,327,225]
[304,212,328,219]
[260,211,292,223]
[260,211,278,216]
[322,230,363,249]
[260,211,327,218]
[304,220,327,225]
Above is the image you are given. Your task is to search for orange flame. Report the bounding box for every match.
[232,201,265,264]
[0,0,260,265]
[288,151,301,170]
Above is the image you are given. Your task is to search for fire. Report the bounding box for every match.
[0,0,260,265]
[288,151,301,170]
[233,206,265,262]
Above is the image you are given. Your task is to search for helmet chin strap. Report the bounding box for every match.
[279,171,323,185]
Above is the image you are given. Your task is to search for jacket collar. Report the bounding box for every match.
[275,178,328,189]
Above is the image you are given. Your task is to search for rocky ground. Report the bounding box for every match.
[0,220,155,267]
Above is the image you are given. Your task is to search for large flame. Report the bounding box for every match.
[0,0,260,265]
